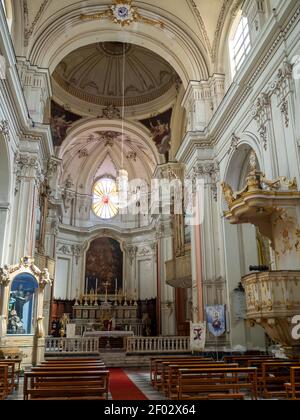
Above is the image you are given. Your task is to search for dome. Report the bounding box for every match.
[53,42,178,108]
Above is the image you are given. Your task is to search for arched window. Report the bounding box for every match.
[92,178,119,220]
[229,12,251,77]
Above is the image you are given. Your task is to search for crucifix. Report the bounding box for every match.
[103,281,110,304]
[80,0,164,28]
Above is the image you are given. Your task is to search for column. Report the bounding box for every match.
[0,203,10,266]
[10,152,43,262]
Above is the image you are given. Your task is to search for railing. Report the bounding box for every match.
[45,337,99,354]
[126,336,190,354]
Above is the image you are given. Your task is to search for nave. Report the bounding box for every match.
[2,353,300,401]
[1,0,300,403]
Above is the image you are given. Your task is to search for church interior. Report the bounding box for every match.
[1,0,300,401]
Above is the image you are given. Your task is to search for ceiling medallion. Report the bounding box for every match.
[80,0,164,28]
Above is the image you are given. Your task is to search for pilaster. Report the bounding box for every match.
[182,76,225,132]
[17,58,52,124]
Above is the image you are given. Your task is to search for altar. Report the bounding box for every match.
[83,330,134,350]
[72,301,143,337]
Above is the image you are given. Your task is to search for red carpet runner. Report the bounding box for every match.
[109,368,148,400]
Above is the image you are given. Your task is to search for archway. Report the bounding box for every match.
[27,4,209,87]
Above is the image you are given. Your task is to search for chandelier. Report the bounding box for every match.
[117,43,129,212]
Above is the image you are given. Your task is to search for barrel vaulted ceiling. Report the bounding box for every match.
[20,0,242,73]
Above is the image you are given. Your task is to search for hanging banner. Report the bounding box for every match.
[205,305,226,337]
[190,322,206,352]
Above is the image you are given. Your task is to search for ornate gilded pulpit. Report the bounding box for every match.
[222,151,300,358]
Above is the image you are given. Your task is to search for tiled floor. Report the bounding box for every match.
[125,369,168,400]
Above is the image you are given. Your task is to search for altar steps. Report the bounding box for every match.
[100,352,150,368]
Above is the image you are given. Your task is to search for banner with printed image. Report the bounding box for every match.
[205,305,226,337]
[190,322,206,352]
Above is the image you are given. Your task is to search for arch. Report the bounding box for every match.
[223,135,263,193]
[213,0,243,76]
[26,4,209,87]
[59,118,162,193]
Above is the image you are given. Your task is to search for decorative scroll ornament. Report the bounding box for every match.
[0,257,52,289]
[80,0,164,28]
[0,266,10,286]
[222,151,299,209]
[39,269,52,289]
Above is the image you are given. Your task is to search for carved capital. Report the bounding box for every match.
[14,153,43,194]
[0,120,10,141]
[192,160,220,201]
[0,266,10,287]
[124,245,138,265]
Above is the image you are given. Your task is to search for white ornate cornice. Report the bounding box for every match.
[24,0,51,46]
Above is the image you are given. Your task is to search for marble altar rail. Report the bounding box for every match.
[126,336,190,354]
[45,337,99,354]
[45,336,191,355]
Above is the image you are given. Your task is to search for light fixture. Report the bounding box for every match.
[117,42,129,211]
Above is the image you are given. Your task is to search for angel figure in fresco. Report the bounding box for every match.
[50,114,74,144]
[149,120,171,161]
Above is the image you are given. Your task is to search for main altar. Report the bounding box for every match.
[72,286,143,339]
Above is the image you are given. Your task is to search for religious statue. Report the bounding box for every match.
[8,310,24,335]
[221,182,235,207]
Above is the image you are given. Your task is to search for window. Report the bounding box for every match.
[229,14,251,77]
[92,178,119,219]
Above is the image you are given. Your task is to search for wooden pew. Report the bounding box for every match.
[285,367,300,400]
[260,362,300,399]
[165,363,238,399]
[177,367,258,400]
[0,361,16,394]
[0,358,21,391]
[24,369,110,400]
[0,365,9,400]
[44,357,102,363]
[151,357,212,389]
[160,359,215,394]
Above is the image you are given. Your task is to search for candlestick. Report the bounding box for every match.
[85,277,88,296]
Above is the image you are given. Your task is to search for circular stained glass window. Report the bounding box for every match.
[92,178,119,220]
